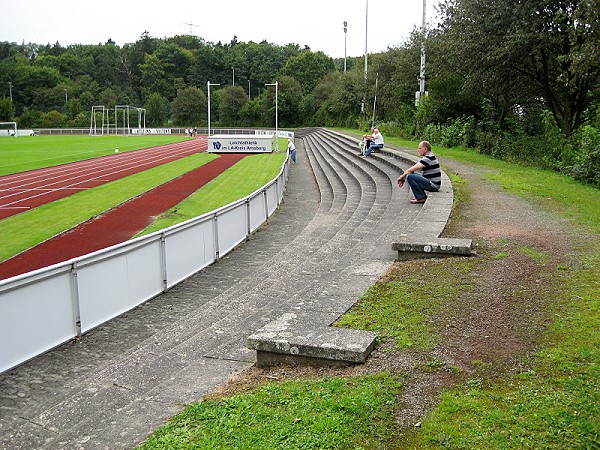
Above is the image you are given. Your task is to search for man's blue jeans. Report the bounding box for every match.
[364,143,383,157]
[407,173,439,200]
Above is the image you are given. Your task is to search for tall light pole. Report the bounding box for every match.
[8,82,13,102]
[362,0,368,119]
[364,0,369,80]
[232,67,235,86]
[248,79,251,99]
[416,0,427,106]
[343,21,348,73]
[371,72,378,127]
[64,89,68,106]
[265,81,278,152]
[207,80,220,137]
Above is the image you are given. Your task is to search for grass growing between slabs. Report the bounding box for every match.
[0,134,190,176]
[138,138,599,449]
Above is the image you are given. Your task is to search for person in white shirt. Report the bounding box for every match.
[362,127,384,157]
[287,138,297,163]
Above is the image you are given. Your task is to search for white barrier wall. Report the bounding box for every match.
[0,149,291,374]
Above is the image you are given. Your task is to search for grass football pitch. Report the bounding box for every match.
[0,134,191,176]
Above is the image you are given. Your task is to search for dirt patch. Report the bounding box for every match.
[203,157,583,430]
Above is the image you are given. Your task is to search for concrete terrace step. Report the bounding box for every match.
[246,129,469,366]
[244,129,409,367]
[247,312,377,367]
[0,128,456,448]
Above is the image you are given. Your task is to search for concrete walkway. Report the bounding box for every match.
[0,128,452,449]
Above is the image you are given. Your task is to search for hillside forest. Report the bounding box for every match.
[0,0,598,186]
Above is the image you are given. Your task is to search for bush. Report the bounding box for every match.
[567,126,600,187]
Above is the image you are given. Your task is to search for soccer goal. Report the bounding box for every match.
[89,105,146,136]
[0,122,17,137]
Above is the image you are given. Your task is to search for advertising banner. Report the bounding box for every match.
[207,135,274,153]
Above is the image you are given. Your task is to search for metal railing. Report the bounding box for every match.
[0,152,290,374]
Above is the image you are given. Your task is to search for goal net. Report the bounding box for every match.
[89,106,146,136]
[0,122,17,137]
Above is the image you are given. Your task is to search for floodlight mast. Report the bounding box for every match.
[416,0,427,105]
[343,21,348,73]
[361,0,368,120]
[207,81,220,137]
[265,81,278,152]
[371,72,378,127]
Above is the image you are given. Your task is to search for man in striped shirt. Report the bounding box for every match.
[396,141,441,204]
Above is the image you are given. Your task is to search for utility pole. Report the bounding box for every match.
[416,0,427,106]
[343,21,348,73]
[361,0,368,120]
[371,72,378,128]
[207,81,220,137]
[265,82,279,152]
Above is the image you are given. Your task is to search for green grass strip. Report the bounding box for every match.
[140,373,403,450]
[0,135,190,175]
[335,258,479,351]
[140,152,287,235]
[0,153,217,262]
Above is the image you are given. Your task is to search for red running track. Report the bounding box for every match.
[0,137,207,220]
[0,153,247,280]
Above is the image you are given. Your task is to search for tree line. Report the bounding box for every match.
[1,0,598,185]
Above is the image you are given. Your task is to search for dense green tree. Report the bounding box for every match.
[240,97,263,127]
[139,53,172,101]
[437,0,600,137]
[90,43,125,88]
[276,76,303,127]
[154,41,194,85]
[0,97,13,121]
[189,43,226,87]
[171,86,206,126]
[98,88,118,109]
[216,86,248,126]
[39,110,67,128]
[145,92,168,126]
[279,51,335,94]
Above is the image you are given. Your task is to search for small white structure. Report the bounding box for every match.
[89,105,146,135]
[0,121,17,137]
[207,134,275,153]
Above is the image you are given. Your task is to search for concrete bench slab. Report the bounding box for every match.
[247,312,377,367]
[392,236,473,260]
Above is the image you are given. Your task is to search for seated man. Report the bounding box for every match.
[396,140,441,203]
[362,127,384,157]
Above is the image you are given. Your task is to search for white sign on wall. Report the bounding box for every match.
[207,135,274,153]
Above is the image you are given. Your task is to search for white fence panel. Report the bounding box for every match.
[164,218,215,288]
[249,194,267,233]
[265,182,280,215]
[217,205,248,257]
[0,271,76,373]
[78,240,163,333]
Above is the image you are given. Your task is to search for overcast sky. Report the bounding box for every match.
[1,0,440,58]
